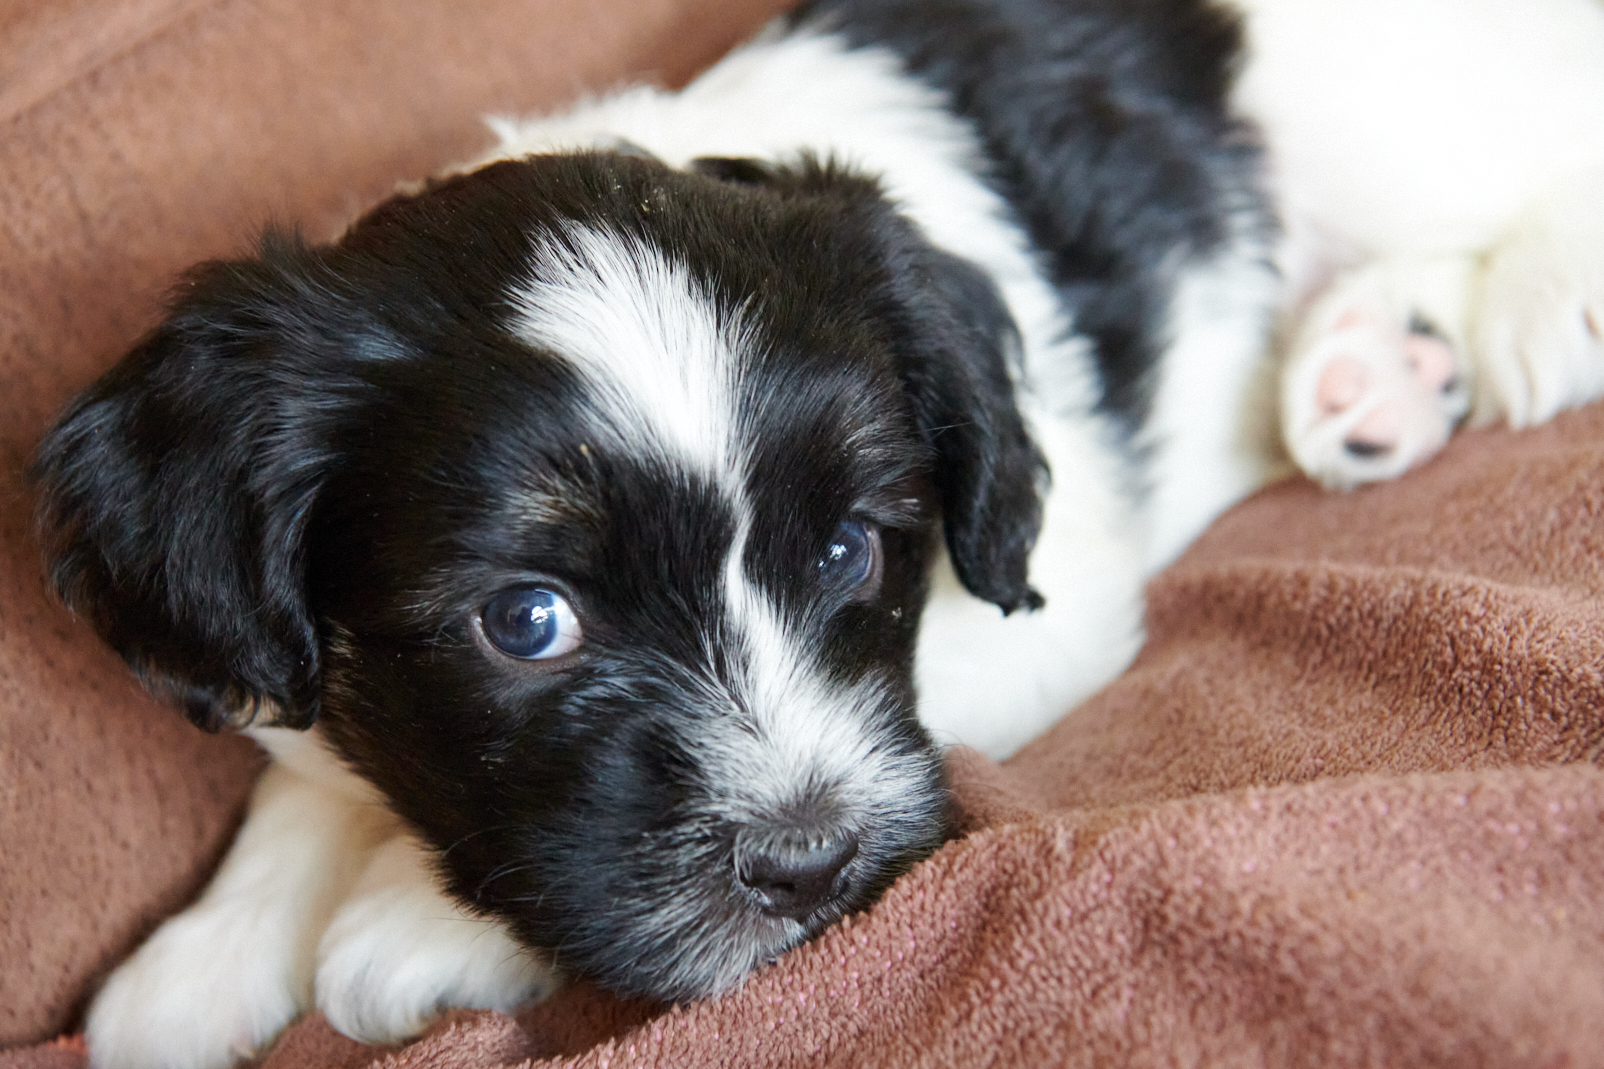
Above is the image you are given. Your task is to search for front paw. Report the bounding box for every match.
[86,904,307,1069]
[314,834,557,1045]
[1281,270,1471,489]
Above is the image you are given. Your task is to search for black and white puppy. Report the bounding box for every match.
[35,0,1604,1066]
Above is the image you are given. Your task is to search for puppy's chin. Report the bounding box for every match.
[530,852,934,1002]
[550,872,816,1001]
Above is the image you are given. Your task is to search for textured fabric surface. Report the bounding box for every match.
[4,0,1603,1064]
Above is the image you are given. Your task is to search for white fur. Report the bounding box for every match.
[86,739,395,1069]
[718,521,935,817]
[511,224,751,493]
[86,730,555,1069]
[1231,0,1604,484]
[1470,168,1604,428]
[315,833,556,1044]
[1139,237,1285,569]
[1229,0,1604,259]
[913,416,1144,757]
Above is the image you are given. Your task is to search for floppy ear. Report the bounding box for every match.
[888,243,1048,615]
[33,236,371,731]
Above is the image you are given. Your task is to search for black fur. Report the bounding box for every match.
[799,0,1269,433]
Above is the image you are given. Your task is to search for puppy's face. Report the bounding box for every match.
[311,159,957,997]
[36,153,1044,1000]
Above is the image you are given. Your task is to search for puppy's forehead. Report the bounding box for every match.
[508,223,750,497]
[499,202,922,539]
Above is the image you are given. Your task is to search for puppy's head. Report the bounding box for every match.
[34,152,1045,1000]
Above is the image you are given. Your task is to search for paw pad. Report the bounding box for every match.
[1283,295,1469,489]
[1316,355,1370,416]
[1343,403,1404,458]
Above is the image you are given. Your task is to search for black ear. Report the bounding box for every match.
[890,244,1048,615]
[33,236,371,731]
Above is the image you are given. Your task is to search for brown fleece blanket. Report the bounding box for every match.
[3,0,1602,1066]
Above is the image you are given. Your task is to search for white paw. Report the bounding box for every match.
[1282,272,1471,489]
[86,903,309,1069]
[1470,176,1604,428]
[314,834,558,1045]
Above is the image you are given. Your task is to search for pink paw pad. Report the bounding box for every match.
[1310,325,1457,460]
[1285,294,1470,489]
[1343,403,1404,457]
[1316,355,1369,416]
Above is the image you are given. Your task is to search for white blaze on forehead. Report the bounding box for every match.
[509,224,750,490]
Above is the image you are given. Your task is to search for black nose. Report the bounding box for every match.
[736,831,860,920]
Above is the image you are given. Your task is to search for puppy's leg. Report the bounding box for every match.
[315,831,557,1045]
[1279,257,1474,489]
[85,763,394,1069]
[1469,169,1604,428]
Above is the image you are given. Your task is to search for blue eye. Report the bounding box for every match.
[818,520,881,593]
[480,587,582,660]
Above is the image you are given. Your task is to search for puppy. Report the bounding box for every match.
[34,0,1604,1066]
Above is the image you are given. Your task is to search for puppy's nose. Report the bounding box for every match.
[736,831,859,920]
